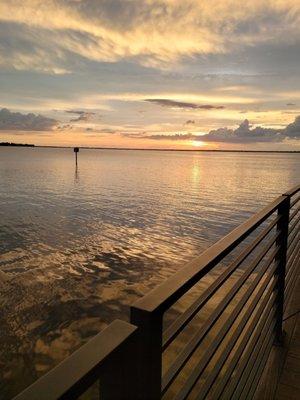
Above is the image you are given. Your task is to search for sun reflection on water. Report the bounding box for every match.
[0,147,299,398]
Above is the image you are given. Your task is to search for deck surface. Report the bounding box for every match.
[254,258,300,400]
[274,267,300,400]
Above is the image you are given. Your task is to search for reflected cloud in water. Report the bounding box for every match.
[0,148,299,398]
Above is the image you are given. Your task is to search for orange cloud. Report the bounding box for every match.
[1,0,299,72]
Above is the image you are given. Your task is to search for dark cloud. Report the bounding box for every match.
[85,127,118,134]
[65,110,96,122]
[65,110,86,114]
[144,99,224,110]
[0,108,58,131]
[130,116,300,143]
[185,120,195,125]
[284,116,300,138]
[286,103,296,106]
[102,128,118,134]
[57,124,73,130]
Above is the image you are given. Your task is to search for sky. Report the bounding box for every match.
[0,0,300,150]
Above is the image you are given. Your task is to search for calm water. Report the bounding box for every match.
[0,147,299,398]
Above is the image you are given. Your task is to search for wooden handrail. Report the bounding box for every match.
[14,320,138,400]
[283,184,300,196]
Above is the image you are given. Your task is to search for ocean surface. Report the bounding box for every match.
[0,147,299,398]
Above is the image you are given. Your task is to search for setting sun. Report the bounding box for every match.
[191,140,207,147]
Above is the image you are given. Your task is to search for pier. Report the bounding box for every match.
[13,184,300,400]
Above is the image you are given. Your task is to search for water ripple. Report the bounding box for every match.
[0,148,299,398]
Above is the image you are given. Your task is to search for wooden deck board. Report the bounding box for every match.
[274,383,299,400]
[254,259,300,400]
[275,270,300,399]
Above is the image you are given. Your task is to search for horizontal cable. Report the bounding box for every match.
[285,280,299,312]
[285,239,300,288]
[288,214,300,237]
[214,301,276,400]
[286,265,299,299]
[284,310,300,322]
[244,333,275,400]
[161,234,280,394]
[285,280,299,314]
[289,207,300,222]
[206,290,277,400]
[232,321,276,400]
[291,194,300,207]
[162,216,280,350]
[287,230,300,260]
[285,275,300,315]
[285,241,300,289]
[173,254,278,400]
[287,238,300,275]
[284,274,299,311]
[132,196,284,314]
[285,277,298,313]
[195,281,277,400]
[287,235,300,270]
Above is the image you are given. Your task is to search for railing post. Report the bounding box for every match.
[100,324,139,400]
[275,195,290,345]
[130,306,162,400]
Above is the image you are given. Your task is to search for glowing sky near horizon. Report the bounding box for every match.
[0,0,300,149]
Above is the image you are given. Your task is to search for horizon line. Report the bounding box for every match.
[37,145,300,153]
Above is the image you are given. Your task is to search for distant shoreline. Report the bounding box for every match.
[0,142,35,147]
[1,143,299,153]
[37,146,300,153]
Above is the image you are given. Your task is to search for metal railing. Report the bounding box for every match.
[14,184,300,400]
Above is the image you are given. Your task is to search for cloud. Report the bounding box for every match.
[284,116,300,138]
[201,119,284,143]
[286,103,296,106]
[125,132,197,141]
[144,99,224,110]
[129,116,300,143]
[84,127,118,134]
[65,110,96,122]
[0,21,71,74]
[185,120,195,125]
[0,1,299,72]
[0,108,59,131]
[57,124,73,131]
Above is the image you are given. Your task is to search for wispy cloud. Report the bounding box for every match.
[144,99,224,110]
[65,110,96,122]
[0,1,299,72]
[126,132,197,141]
[0,2,299,150]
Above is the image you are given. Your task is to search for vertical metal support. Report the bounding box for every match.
[130,306,162,400]
[275,195,290,345]
[100,327,139,400]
